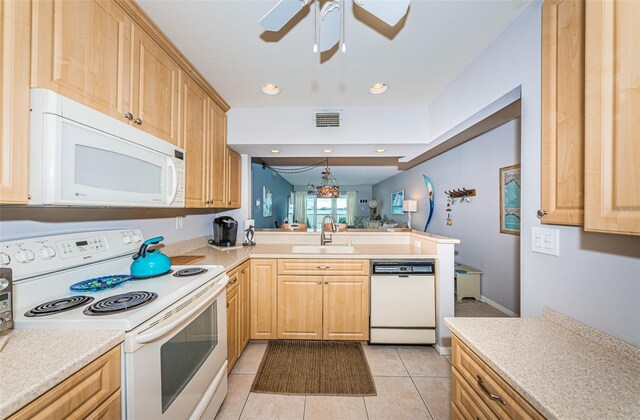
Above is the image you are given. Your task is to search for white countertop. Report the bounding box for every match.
[0,329,124,418]
[445,310,640,419]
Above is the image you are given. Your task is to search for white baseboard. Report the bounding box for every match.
[480,295,519,317]
[434,344,451,355]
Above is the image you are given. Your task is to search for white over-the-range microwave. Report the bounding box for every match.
[28,88,185,207]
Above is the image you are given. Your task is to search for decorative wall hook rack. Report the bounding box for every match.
[445,188,476,199]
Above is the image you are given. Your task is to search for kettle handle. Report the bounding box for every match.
[133,236,164,260]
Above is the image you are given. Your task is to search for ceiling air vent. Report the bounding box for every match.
[313,110,342,129]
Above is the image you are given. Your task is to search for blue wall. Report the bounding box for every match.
[251,163,294,228]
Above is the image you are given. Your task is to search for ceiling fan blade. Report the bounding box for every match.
[259,0,312,32]
[319,1,341,52]
[354,0,410,27]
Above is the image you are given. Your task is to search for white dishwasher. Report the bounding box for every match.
[370,260,436,344]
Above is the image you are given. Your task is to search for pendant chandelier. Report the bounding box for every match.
[316,165,340,198]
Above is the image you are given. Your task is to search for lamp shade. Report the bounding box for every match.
[403,199,417,213]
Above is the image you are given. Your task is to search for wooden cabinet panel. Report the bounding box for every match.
[209,101,227,207]
[323,276,369,341]
[131,24,180,146]
[10,346,121,420]
[239,261,251,352]
[181,73,209,208]
[541,0,585,225]
[452,336,544,420]
[0,0,30,204]
[84,391,120,420]
[278,259,369,276]
[584,0,640,235]
[31,0,132,123]
[250,259,278,340]
[226,282,239,372]
[277,276,324,340]
[226,148,242,208]
[451,368,498,420]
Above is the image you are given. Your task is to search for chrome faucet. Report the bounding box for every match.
[320,215,336,245]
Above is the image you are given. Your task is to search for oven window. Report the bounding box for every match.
[160,301,218,413]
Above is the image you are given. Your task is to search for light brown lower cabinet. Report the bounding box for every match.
[250,259,278,340]
[451,335,544,420]
[9,346,121,420]
[277,275,369,341]
[226,260,250,372]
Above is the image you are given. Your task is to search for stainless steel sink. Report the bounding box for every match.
[291,245,356,254]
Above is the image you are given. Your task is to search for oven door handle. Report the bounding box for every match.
[135,281,226,345]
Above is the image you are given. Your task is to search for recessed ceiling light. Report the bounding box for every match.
[369,82,388,95]
[270,149,280,154]
[375,148,387,153]
[323,149,332,153]
[261,83,280,95]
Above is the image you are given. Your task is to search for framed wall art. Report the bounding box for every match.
[391,190,405,215]
[500,164,521,235]
[262,186,273,217]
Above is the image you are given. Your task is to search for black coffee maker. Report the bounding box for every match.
[211,216,238,247]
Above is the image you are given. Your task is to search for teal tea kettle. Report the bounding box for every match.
[130,236,172,278]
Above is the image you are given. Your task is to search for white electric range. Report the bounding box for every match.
[1,229,229,420]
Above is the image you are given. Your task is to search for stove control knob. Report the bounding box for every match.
[38,246,57,260]
[15,249,35,264]
[132,234,142,243]
[122,236,132,245]
[0,253,10,266]
[0,277,9,291]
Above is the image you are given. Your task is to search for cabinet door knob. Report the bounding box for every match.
[537,209,548,218]
[317,281,322,284]
[133,118,142,125]
[228,200,232,205]
[324,281,328,285]
[124,112,133,120]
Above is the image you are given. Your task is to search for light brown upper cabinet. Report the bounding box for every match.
[181,73,209,208]
[540,0,585,226]
[226,148,242,208]
[32,0,181,147]
[0,0,31,204]
[209,101,227,208]
[584,0,640,235]
[130,23,180,146]
[31,0,132,124]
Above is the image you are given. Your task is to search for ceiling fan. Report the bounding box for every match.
[259,0,411,53]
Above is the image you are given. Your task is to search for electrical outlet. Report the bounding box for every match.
[532,227,559,256]
[414,240,421,249]
[175,216,184,230]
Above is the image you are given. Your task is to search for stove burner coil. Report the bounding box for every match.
[25,296,95,317]
[83,291,157,316]
[173,267,208,277]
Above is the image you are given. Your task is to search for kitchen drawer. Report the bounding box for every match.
[452,368,498,420]
[10,346,121,420]
[278,259,369,276]
[452,336,544,420]
[226,267,239,293]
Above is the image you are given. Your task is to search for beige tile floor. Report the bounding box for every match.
[216,342,453,420]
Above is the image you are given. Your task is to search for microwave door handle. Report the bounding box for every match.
[167,158,178,205]
[135,279,227,345]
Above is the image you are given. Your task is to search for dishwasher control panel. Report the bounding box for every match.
[371,260,435,275]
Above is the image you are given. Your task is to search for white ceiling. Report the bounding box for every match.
[276,165,401,186]
[136,0,531,108]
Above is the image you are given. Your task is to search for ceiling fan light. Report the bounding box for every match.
[369,82,388,95]
[261,83,280,95]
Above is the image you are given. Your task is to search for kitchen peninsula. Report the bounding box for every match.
[165,229,459,354]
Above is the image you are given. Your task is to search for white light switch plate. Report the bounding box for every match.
[532,227,559,256]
